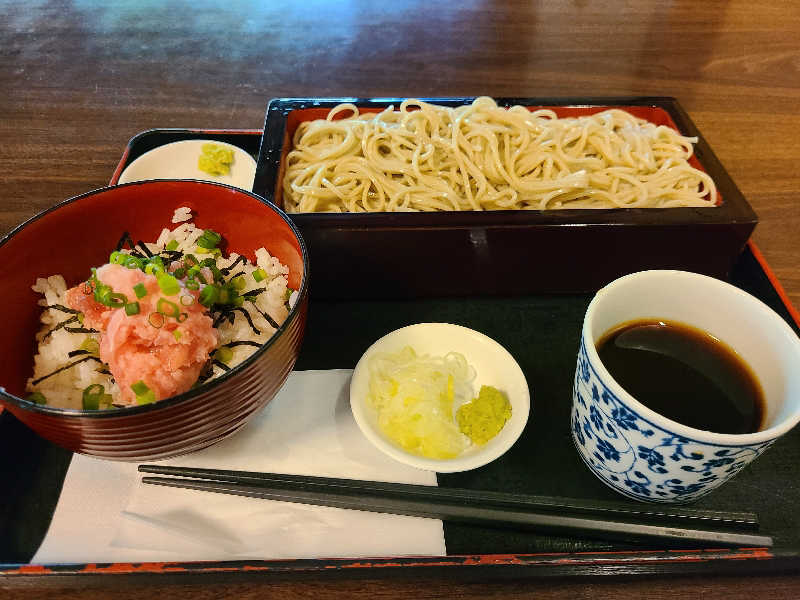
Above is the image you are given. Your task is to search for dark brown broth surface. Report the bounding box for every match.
[596,319,764,435]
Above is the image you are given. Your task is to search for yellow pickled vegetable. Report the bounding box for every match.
[198,143,234,176]
[456,385,512,445]
[367,346,474,459]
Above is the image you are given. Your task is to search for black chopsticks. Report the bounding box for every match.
[138,465,772,548]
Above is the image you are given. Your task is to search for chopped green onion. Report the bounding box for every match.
[131,380,149,395]
[172,267,186,279]
[79,337,99,354]
[284,288,293,302]
[27,391,47,405]
[252,268,267,282]
[109,251,127,265]
[148,312,165,328]
[179,294,194,306]
[133,283,147,299]
[108,292,127,308]
[157,273,180,296]
[136,390,156,405]
[231,275,246,290]
[124,256,143,270]
[156,298,180,318]
[82,383,105,410]
[215,346,233,364]
[184,254,198,268]
[177,312,188,323]
[145,262,164,276]
[173,329,183,341]
[185,279,199,290]
[199,285,219,307]
[196,229,222,249]
[218,288,230,304]
[77,312,85,325]
[166,240,179,251]
[200,258,217,268]
[124,301,140,316]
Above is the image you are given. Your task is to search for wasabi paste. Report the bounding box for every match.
[456,385,512,445]
[198,143,234,176]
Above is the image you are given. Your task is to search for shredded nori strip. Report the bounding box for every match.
[229,270,246,282]
[64,326,99,334]
[223,340,261,348]
[67,349,91,358]
[42,315,79,341]
[212,307,261,335]
[241,288,266,299]
[31,356,104,385]
[247,301,280,329]
[197,359,215,383]
[115,232,137,252]
[219,255,247,276]
[136,240,154,258]
[97,369,112,376]
[212,359,231,372]
[47,304,81,314]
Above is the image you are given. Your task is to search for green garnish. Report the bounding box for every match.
[196,229,222,249]
[157,273,180,296]
[166,240,179,251]
[137,390,156,404]
[133,283,147,299]
[215,346,233,364]
[252,268,266,282]
[123,256,143,270]
[231,275,246,290]
[131,380,156,405]
[109,251,126,265]
[82,383,105,410]
[107,292,127,308]
[173,330,183,341]
[26,391,47,405]
[179,294,194,306]
[79,337,99,354]
[131,380,149,396]
[199,285,219,307]
[156,298,180,318]
[124,301,140,316]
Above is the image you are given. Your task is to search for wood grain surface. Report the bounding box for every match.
[2,0,799,597]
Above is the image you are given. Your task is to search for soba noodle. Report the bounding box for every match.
[283,97,717,213]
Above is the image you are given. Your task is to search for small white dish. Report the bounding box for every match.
[117,140,257,191]
[350,323,530,472]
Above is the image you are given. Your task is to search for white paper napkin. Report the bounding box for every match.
[32,370,445,564]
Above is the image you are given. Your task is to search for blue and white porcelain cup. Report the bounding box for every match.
[571,270,800,503]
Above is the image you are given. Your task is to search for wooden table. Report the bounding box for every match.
[2,1,798,597]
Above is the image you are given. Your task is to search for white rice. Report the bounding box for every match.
[26,208,296,410]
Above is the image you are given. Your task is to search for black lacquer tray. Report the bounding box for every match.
[1,127,798,584]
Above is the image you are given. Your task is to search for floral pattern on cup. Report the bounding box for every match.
[571,339,775,502]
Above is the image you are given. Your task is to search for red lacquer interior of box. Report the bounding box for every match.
[276,103,717,209]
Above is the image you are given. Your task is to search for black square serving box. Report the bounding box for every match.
[253,97,757,299]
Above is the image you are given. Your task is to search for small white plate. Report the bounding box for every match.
[117,140,257,191]
[350,323,531,472]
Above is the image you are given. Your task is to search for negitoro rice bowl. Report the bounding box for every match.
[26,207,299,410]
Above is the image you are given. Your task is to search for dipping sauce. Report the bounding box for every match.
[596,319,764,434]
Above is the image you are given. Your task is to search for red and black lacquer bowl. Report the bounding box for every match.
[0,180,309,461]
